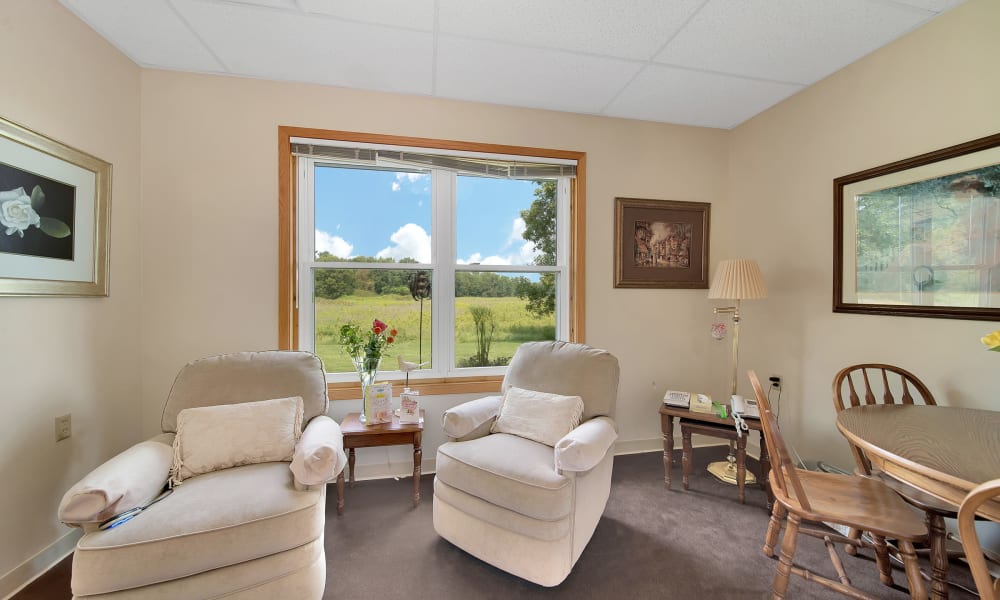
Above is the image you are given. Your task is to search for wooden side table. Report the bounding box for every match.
[659,404,773,507]
[336,410,424,515]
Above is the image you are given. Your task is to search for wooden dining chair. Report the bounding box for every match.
[750,370,929,600]
[832,363,957,594]
[957,479,1000,600]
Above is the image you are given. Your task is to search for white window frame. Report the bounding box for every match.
[296,155,572,383]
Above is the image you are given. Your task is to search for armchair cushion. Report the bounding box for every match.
[554,416,618,472]
[442,395,502,439]
[491,386,584,447]
[437,433,572,521]
[170,396,304,486]
[59,436,174,525]
[290,416,347,487]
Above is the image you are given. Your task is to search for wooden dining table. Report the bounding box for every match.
[836,404,1000,599]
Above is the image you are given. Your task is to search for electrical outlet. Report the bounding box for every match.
[768,375,782,390]
[55,414,71,442]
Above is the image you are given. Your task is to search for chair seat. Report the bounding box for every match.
[436,433,572,521]
[778,469,927,540]
[73,462,324,596]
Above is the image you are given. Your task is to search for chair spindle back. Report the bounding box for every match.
[958,479,1000,600]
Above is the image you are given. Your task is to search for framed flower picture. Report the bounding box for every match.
[613,197,710,288]
[0,116,111,296]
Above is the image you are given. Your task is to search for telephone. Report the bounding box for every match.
[730,394,760,419]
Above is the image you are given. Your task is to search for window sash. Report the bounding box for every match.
[297,157,569,382]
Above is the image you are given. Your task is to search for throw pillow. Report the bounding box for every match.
[170,396,304,486]
[491,386,584,446]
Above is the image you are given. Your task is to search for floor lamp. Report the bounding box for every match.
[707,258,767,485]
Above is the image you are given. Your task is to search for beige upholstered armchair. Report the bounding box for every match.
[58,351,346,599]
[433,341,620,587]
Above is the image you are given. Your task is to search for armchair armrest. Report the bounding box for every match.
[442,395,502,441]
[290,416,347,489]
[555,416,617,473]
[58,434,175,527]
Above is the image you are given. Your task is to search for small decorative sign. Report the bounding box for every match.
[398,389,421,424]
[366,382,393,424]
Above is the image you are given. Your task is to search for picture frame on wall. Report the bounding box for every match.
[0,115,111,297]
[834,133,1000,320]
[613,197,710,289]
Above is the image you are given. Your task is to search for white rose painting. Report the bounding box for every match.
[0,164,74,261]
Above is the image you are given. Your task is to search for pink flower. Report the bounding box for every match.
[373,319,387,334]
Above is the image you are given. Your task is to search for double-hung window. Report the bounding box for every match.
[279,129,585,397]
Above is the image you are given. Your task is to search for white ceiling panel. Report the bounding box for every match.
[888,0,965,12]
[172,0,433,95]
[438,0,706,61]
[436,36,642,115]
[223,0,298,9]
[655,0,934,84]
[296,0,435,31]
[61,0,223,71]
[604,65,803,129]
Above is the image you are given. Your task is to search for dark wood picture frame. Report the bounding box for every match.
[834,133,1000,320]
[614,197,710,289]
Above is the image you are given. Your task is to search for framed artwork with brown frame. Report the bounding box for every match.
[834,133,1000,320]
[0,115,111,297]
[613,197,710,289]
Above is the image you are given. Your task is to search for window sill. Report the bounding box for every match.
[327,375,502,401]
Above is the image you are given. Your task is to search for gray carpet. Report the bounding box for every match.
[15,448,979,599]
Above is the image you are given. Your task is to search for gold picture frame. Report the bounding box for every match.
[614,197,710,289]
[0,116,111,296]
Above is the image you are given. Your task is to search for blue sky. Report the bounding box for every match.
[314,166,542,265]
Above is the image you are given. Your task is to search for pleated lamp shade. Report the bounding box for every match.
[708,259,768,300]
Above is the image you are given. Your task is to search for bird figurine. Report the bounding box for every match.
[397,355,428,389]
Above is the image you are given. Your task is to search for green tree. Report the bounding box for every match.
[517,180,557,316]
[467,305,497,367]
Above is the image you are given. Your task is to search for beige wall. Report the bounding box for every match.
[727,0,1000,470]
[138,71,732,454]
[0,0,142,593]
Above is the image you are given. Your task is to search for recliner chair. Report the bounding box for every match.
[58,351,346,599]
[433,341,620,587]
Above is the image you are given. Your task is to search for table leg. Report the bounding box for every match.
[336,472,345,515]
[927,512,949,600]
[413,431,422,506]
[736,435,747,504]
[662,416,675,490]
[681,428,693,490]
[348,448,356,487]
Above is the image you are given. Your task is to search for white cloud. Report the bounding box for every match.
[458,217,542,266]
[391,182,400,192]
[391,172,429,193]
[315,230,353,258]
[376,223,431,263]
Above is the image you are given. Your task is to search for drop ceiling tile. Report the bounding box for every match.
[436,36,642,114]
[438,0,706,61]
[60,0,223,71]
[655,0,934,84]
[172,0,433,94]
[296,0,435,31]
[603,65,803,129]
[888,0,965,12]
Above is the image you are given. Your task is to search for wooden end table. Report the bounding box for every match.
[659,404,773,507]
[336,410,424,515]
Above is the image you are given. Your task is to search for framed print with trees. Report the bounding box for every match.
[614,197,710,289]
[834,133,1000,320]
[0,116,111,297]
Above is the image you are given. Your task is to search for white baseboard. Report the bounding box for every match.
[0,528,81,600]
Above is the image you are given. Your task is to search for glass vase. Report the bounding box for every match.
[351,354,382,425]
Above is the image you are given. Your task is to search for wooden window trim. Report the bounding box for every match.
[277,126,586,399]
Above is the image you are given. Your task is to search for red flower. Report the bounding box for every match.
[390,328,398,337]
[386,336,395,344]
[373,319,387,334]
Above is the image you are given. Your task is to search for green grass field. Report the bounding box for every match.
[315,293,555,373]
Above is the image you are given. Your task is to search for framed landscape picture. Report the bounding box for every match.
[834,133,1000,320]
[0,116,111,296]
[614,197,710,289]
